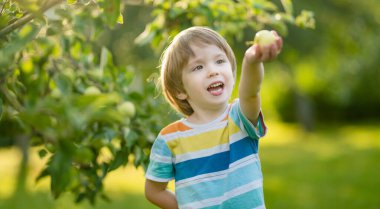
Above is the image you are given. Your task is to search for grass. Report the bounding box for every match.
[0,147,164,209]
[261,122,380,209]
[1,121,380,209]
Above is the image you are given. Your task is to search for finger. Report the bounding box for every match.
[276,38,282,54]
[254,44,263,58]
[269,44,278,59]
[260,45,271,61]
[275,36,283,54]
[244,45,262,64]
[271,30,283,53]
[245,44,258,59]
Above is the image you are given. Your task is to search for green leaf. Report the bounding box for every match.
[253,0,277,11]
[36,167,50,182]
[133,146,143,167]
[108,149,129,172]
[117,13,123,24]
[67,0,77,4]
[100,193,111,202]
[14,0,39,13]
[281,0,293,14]
[55,73,72,94]
[99,0,121,27]
[100,47,110,70]
[75,193,86,203]
[50,151,74,198]
[295,10,315,29]
[38,149,48,158]
[0,24,41,68]
[74,147,93,164]
[134,24,156,45]
[0,14,10,29]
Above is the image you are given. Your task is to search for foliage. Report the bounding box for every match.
[136,0,314,50]
[0,0,313,204]
[272,0,380,123]
[0,0,172,204]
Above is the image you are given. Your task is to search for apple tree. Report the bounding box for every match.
[0,0,314,204]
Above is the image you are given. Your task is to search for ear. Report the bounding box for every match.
[176,93,187,100]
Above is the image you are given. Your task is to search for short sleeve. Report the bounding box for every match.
[145,136,175,182]
[229,99,267,140]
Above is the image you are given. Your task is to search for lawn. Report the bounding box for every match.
[0,121,379,209]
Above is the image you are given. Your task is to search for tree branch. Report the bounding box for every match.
[0,84,24,112]
[0,0,65,38]
[0,0,9,16]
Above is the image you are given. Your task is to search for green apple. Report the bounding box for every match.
[253,30,277,47]
[84,86,101,95]
[51,88,62,98]
[117,101,136,118]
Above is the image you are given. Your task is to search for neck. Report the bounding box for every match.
[186,104,228,124]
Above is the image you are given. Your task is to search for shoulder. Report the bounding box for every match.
[160,120,192,136]
[228,99,241,121]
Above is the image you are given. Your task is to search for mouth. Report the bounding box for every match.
[207,81,224,96]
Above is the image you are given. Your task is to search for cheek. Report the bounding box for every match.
[182,78,196,94]
[227,72,235,88]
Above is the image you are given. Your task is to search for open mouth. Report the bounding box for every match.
[207,82,224,96]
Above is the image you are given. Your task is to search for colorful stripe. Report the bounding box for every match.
[175,137,259,181]
[146,99,267,209]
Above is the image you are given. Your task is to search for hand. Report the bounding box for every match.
[244,30,283,64]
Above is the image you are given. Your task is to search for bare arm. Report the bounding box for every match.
[239,31,282,124]
[145,179,178,209]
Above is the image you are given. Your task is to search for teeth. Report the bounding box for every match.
[209,82,223,88]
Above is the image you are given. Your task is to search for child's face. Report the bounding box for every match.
[178,42,234,113]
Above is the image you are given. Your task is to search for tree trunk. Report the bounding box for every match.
[295,91,315,132]
[15,135,29,193]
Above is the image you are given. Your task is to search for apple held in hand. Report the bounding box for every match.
[253,30,277,47]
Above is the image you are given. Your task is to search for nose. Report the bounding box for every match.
[207,67,219,78]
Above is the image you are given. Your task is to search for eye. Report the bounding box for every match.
[192,65,203,71]
[216,59,226,64]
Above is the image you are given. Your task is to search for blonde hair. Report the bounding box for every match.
[160,26,237,116]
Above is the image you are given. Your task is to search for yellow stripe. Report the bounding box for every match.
[167,118,241,155]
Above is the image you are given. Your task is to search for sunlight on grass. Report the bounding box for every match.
[0,148,21,197]
[262,120,380,160]
[0,147,162,209]
[1,121,379,209]
[260,121,380,209]
[0,147,174,196]
[262,121,304,145]
[340,124,380,150]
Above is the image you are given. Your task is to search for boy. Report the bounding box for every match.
[145,26,282,209]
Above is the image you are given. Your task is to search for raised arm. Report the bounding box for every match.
[239,31,282,124]
[145,179,179,209]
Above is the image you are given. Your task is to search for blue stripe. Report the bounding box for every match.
[230,99,266,140]
[180,187,264,209]
[230,136,258,162]
[152,136,172,157]
[146,160,174,180]
[229,101,241,129]
[257,112,266,136]
[176,160,262,204]
[223,187,264,208]
[175,151,229,181]
[175,137,258,181]
[201,205,219,209]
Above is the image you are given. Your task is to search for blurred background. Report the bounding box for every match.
[1,0,379,208]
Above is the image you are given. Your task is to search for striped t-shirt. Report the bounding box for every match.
[146,100,267,209]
